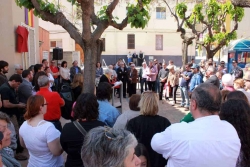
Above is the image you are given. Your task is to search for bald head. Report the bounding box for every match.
[192,83,221,114]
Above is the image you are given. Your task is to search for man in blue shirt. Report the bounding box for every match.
[179,63,193,110]
[189,64,203,92]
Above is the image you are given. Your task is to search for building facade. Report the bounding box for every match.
[0,0,39,78]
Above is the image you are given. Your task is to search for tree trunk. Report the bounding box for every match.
[82,42,98,94]
[96,39,103,64]
[206,47,216,60]
[182,41,188,70]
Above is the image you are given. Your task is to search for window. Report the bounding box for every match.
[50,40,62,48]
[101,38,105,51]
[156,35,163,50]
[156,7,166,19]
[127,34,135,49]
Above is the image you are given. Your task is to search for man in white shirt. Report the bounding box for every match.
[151,83,241,167]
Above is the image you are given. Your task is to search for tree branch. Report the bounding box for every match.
[109,17,129,30]
[30,0,84,49]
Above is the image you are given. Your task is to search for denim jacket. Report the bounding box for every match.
[189,73,203,92]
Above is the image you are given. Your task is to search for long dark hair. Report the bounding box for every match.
[135,143,150,167]
[220,99,250,166]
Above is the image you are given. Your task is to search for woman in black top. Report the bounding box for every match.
[60,93,105,167]
[127,91,171,167]
[71,73,83,101]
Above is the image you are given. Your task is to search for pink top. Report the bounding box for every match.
[223,86,235,92]
[146,66,158,81]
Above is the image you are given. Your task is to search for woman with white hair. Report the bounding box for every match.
[98,68,113,86]
[81,126,141,167]
[221,74,234,92]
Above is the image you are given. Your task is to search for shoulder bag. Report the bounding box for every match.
[73,121,87,136]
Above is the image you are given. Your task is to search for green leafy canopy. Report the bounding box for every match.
[176,0,244,46]
[15,0,58,17]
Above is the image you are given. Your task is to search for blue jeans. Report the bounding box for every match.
[140,78,147,93]
[155,79,160,93]
[180,86,190,107]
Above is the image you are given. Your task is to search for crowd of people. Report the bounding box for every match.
[0,57,249,167]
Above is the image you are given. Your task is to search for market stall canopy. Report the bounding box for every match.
[228,38,250,52]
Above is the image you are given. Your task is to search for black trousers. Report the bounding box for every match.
[128,81,137,97]
[171,85,179,103]
[148,81,155,92]
[159,82,166,100]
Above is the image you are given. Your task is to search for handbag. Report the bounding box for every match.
[95,77,100,87]
[73,121,87,136]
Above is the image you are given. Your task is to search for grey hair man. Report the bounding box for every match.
[81,126,141,167]
[14,64,23,75]
[36,75,65,132]
[204,66,220,88]
[151,83,241,167]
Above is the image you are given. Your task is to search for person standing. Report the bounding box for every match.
[50,60,60,92]
[139,62,149,93]
[70,60,82,82]
[153,59,161,93]
[95,62,103,87]
[189,64,203,92]
[230,60,243,79]
[167,66,179,106]
[36,75,65,131]
[179,63,193,110]
[205,66,220,88]
[158,63,169,100]
[42,59,49,68]
[0,60,9,86]
[151,83,241,167]
[0,74,27,160]
[59,61,70,85]
[127,91,171,167]
[60,93,105,167]
[45,67,55,91]
[127,63,138,97]
[14,64,23,76]
[19,95,64,167]
[147,61,158,92]
[132,51,138,66]
[117,62,129,98]
[138,51,144,67]
[127,51,132,64]
[18,70,34,104]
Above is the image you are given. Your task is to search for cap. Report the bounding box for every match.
[232,60,238,63]
[190,64,199,69]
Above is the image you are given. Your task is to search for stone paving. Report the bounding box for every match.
[19,89,189,166]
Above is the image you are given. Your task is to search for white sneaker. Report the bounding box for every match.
[171,101,175,106]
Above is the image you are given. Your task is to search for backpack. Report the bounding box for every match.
[59,84,75,120]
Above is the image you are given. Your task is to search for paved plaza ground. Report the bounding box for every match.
[19,89,189,166]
